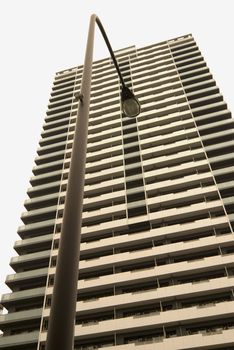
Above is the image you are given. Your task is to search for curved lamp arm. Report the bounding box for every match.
[95,16,126,88]
[89,15,141,118]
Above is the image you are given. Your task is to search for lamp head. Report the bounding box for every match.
[121,86,141,118]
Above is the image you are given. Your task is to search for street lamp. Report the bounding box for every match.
[121,86,141,118]
[45,14,140,350]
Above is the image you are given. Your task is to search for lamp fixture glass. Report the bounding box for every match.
[121,86,141,118]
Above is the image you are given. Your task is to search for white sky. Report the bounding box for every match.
[0,0,234,296]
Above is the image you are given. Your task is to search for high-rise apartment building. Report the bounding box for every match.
[1,34,234,350]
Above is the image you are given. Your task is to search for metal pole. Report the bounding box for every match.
[45,13,130,350]
[45,14,96,350]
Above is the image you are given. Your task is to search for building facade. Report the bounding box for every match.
[1,34,234,350]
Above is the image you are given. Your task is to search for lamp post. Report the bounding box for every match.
[45,14,140,350]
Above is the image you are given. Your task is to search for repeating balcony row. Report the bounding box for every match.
[3,292,232,344]
[2,290,234,339]
[46,84,188,131]
[2,255,233,318]
[49,52,203,117]
[51,52,172,96]
[205,139,234,164]
[14,196,229,254]
[66,233,234,273]
[46,109,194,150]
[48,55,202,111]
[53,35,193,81]
[2,329,234,350]
[34,154,210,206]
[33,139,204,180]
[44,91,188,140]
[6,215,230,290]
[42,76,215,143]
[61,253,234,293]
[195,113,234,134]
[49,48,201,107]
[201,125,234,148]
[8,255,234,312]
[12,211,227,265]
[25,169,214,217]
[168,35,194,48]
[49,55,203,116]
[7,219,232,307]
[6,268,232,326]
[52,38,196,91]
[1,264,233,334]
[2,326,234,350]
[53,42,168,84]
[41,94,225,155]
[92,36,194,72]
[17,197,225,241]
[42,90,191,144]
[48,68,209,125]
[2,295,234,347]
[21,182,218,228]
[40,103,195,151]
[49,39,197,106]
[97,38,195,81]
[45,66,211,126]
[34,136,201,184]
[72,216,231,260]
[29,149,206,199]
[193,109,231,128]
[10,230,234,279]
[90,52,202,92]
[89,51,199,96]
[39,103,229,168]
[48,75,181,123]
[136,34,192,55]
[45,69,211,130]
[33,167,212,217]
[49,293,234,332]
[37,112,196,159]
[33,147,206,200]
[195,108,233,131]
[43,323,234,349]
[44,81,218,142]
[29,156,209,199]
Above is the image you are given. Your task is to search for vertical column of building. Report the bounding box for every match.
[118,52,150,230]
[0,67,80,349]
[128,38,234,346]
[37,66,84,349]
[37,52,126,348]
[168,36,234,231]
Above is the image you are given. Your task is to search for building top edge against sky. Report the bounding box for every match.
[56,34,193,75]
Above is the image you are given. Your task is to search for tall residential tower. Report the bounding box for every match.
[1,34,234,350]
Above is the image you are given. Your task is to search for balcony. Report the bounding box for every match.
[0,331,39,348]
[80,215,229,255]
[1,287,45,309]
[14,234,53,254]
